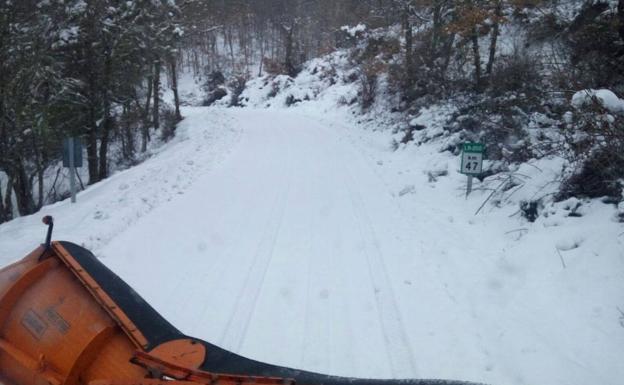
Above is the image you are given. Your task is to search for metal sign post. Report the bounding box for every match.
[63,137,83,203]
[460,142,485,197]
[466,174,474,197]
[69,138,76,203]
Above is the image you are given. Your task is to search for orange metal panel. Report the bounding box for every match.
[65,326,116,385]
[0,243,294,385]
[52,242,150,350]
[0,337,64,385]
[0,246,45,299]
[0,246,150,385]
[0,258,57,328]
[148,338,206,370]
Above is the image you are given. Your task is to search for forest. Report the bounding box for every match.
[1,0,623,223]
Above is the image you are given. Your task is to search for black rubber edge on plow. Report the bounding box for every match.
[58,241,487,385]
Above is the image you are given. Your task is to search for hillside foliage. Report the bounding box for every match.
[1,0,623,223]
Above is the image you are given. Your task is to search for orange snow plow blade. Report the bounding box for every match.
[0,218,482,385]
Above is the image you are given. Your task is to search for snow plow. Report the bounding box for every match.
[0,217,481,385]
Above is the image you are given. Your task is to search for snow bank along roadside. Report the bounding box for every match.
[0,56,622,385]
[231,51,624,385]
[0,107,241,264]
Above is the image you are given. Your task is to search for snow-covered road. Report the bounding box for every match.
[103,108,425,378]
[1,107,623,385]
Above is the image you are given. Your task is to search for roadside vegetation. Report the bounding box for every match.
[1,0,623,223]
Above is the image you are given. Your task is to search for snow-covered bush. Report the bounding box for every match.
[202,71,227,106]
[352,35,399,110]
[229,75,249,107]
[446,95,534,164]
[557,90,624,201]
[488,48,543,98]
[160,106,180,142]
[520,200,541,222]
[561,1,624,94]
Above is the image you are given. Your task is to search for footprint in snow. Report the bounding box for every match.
[398,185,416,197]
[279,287,291,299]
[556,236,584,251]
[93,211,109,220]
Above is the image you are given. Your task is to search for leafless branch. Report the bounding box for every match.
[556,248,567,269]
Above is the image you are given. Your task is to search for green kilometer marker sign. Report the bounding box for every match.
[461,142,484,175]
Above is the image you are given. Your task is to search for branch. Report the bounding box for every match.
[556,248,567,269]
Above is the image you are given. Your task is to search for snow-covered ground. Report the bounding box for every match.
[1,103,622,385]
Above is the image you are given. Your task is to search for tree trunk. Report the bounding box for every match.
[152,57,161,132]
[98,53,113,181]
[403,5,414,89]
[99,120,110,181]
[1,177,13,222]
[121,104,135,160]
[12,161,36,216]
[170,57,182,122]
[431,0,442,64]
[471,26,482,91]
[227,27,235,65]
[486,0,502,77]
[141,77,153,153]
[37,167,44,209]
[258,31,266,76]
[30,132,44,210]
[441,32,456,76]
[86,110,99,185]
[283,24,296,77]
[0,180,5,223]
[619,0,624,42]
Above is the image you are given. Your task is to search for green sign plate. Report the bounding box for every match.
[463,142,484,153]
[461,142,485,175]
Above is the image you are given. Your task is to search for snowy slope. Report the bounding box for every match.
[0,107,241,262]
[1,95,623,383]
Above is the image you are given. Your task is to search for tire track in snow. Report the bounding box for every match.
[299,215,334,371]
[340,161,419,378]
[298,128,336,372]
[182,201,255,335]
[219,128,293,353]
[317,119,499,378]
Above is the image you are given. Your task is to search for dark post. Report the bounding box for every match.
[42,216,54,249]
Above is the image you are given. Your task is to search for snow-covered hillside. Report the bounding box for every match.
[1,88,623,385]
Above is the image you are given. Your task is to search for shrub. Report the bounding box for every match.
[160,106,179,141]
[263,57,286,76]
[228,75,248,107]
[202,88,227,106]
[488,48,543,100]
[562,2,624,93]
[557,149,624,201]
[202,71,227,106]
[359,60,385,110]
[449,95,533,164]
[557,97,624,200]
[285,94,302,107]
[520,200,540,222]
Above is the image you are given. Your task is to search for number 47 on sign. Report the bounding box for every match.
[460,142,485,197]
